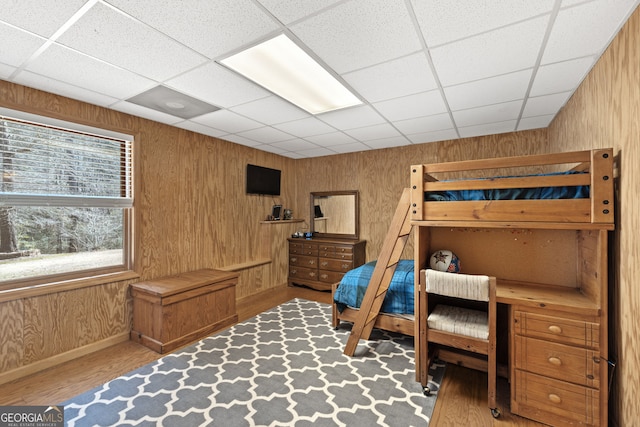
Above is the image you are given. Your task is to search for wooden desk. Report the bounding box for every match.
[130,269,238,353]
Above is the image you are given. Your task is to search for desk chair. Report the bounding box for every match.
[422,269,499,418]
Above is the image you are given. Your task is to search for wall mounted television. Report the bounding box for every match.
[246,164,281,196]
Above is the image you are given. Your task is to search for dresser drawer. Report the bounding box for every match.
[318,258,353,272]
[514,370,599,426]
[289,254,317,268]
[324,249,353,260]
[317,244,336,254]
[289,266,317,281]
[318,270,346,283]
[513,311,599,348]
[514,336,600,388]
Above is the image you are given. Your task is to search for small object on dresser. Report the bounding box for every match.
[429,249,461,273]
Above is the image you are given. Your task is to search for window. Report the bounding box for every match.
[0,108,133,290]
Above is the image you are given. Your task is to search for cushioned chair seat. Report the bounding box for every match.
[427,304,489,340]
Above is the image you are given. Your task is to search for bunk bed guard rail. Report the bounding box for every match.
[410,148,614,226]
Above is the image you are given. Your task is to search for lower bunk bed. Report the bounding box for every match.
[331,259,415,337]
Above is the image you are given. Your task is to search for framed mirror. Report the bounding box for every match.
[310,190,359,240]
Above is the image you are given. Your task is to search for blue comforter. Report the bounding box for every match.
[334,260,414,315]
[425,171,589,201]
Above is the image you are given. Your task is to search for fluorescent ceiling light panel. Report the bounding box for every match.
[221,34,362,114]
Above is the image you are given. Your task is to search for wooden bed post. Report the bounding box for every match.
[343,188,412,357]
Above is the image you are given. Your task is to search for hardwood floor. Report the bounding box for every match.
[0,285,543,426]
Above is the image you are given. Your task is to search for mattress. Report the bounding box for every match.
[333,259,414,315]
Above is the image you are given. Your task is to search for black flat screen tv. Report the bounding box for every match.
[246,164,281,196]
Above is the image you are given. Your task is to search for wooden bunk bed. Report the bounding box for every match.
[408,148,615,426]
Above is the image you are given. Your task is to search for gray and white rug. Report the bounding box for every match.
[63,299,445,426]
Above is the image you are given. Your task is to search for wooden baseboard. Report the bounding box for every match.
[0,332,130,386]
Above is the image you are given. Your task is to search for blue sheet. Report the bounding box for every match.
[334,260,414,315]
[425,171,589,201]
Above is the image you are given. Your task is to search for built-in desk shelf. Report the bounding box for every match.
[496,279,600,316]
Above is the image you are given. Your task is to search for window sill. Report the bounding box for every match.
[0,270,140,303]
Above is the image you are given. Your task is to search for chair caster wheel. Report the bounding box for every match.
[491,408,501,418]
[423,386,431,396]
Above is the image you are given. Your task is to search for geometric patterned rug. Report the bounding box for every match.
[62,299,445,426]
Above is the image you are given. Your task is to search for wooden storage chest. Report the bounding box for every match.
[130,269,238,353]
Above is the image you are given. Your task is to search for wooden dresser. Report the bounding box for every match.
[288,238,366,291]
[130,269,238,353]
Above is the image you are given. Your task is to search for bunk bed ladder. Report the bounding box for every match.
[343,188,412,356]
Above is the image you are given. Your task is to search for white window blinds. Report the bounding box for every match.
[0,113,132,208]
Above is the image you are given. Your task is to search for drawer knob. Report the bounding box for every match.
[548,325,562,334]
[291,257,297,263]
[320,274,328,279]
[548,394,562,404]
[321,262,328,267]
[342,263,350,269]
[548,357,562,366]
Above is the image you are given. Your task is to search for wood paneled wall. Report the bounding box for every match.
[547,6,640,426]
[0,80,299,379]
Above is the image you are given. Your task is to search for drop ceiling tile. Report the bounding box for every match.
[365,135,412,149]
[431,16,549,86]
[174,121,228,138]
[318,105,386,130]
[329,142,372,154]
[458,120,518,138]
[257,0,344,24]
[273,117,336,138]
[345,123,401,141]
[222,134,263,147]
[230,96,309,125]
[166,62,269,108]
[444,69,532,111]
[256,144,289,155]
[24,44,156,99]
[0,22,46,67]
[407,128,458,144]
[270,139,320,151]
[56,2,208,81]
[518,114,555,131]
[291,0,421,73]
[374,90,447,122]
[530,57,595,96]
[453,100,523,127]
[106,0,279,59]
[393,113,454,134]
[0,63,17,79]
[0,0,87,37]
[522,92,571,117]
[237,126,294,144]
[542,0,639,64]
[14,71,120,107]
[342,52,437,104]
[191,110,263,134]
[295,146,338,157]
[110,100,185,124]
[305,132,358,146]
[411,0,555,47]
[282,151,308,159]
